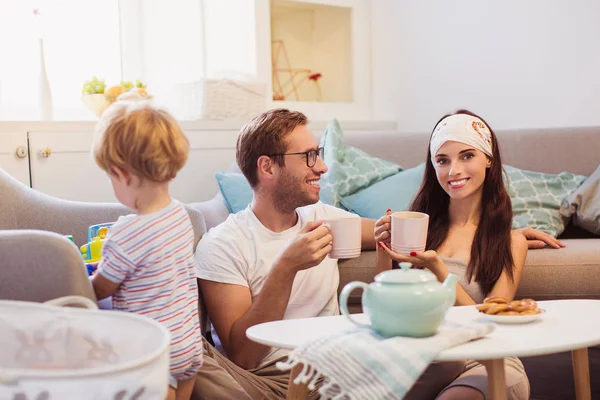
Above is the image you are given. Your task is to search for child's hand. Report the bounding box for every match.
[85,261,100,277]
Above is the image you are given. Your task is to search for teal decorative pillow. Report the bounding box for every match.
[319,119,402,207]
[215,172,253,213]
[340,163,425,219]
[505,165,587,237]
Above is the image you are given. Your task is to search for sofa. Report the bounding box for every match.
[193,126,600,304]
[2,125,599,399]
[0,167,210,334]
[190,125,600,399]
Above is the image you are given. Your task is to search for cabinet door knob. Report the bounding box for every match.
[39,147,52,158]
[15,146,28,159]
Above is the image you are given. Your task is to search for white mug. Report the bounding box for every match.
[390,211,429,255]
[324,217,361,259]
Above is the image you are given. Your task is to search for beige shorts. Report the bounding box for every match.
[192,337,320,400]
[438,357,530,400]
[192,338,528,400]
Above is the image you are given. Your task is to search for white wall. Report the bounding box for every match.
[371,0,600,132]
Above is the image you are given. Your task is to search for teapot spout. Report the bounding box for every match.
[442,273,459,307]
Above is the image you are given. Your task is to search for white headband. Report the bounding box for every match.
[430,114,493,158]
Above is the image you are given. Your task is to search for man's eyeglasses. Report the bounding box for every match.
[271,147,325,168]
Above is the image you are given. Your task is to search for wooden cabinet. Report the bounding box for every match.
[28,131,116,203]
[27,129,239,203]
[0,131,30,186]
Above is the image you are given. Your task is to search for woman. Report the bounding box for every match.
[374,110,529,399]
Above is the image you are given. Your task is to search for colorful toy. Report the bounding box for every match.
[80,222,114,263]
[86,263,98,276]
[87,223,113,242]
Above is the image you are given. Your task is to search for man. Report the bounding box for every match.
[193,109,563,399]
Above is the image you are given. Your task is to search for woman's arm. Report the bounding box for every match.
[373,211,393,278]
[486,231,528,302]
[375,245,393,277]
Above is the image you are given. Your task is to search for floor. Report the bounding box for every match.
[522,347,600,399]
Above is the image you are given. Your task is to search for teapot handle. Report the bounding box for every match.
[339,282,372,329]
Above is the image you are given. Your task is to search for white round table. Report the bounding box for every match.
[247,299,600,400]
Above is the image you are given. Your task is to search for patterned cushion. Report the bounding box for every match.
[505,165,587,237]
[319,119,402,207]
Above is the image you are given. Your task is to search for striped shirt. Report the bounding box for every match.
[98,201,203,379]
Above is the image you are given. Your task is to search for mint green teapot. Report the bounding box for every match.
[339,262,458,337]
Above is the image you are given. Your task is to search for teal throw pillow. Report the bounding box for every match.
[215,172,253,213]
[319,119,402,207]
[340,163,425,219]
[505,165,587,237]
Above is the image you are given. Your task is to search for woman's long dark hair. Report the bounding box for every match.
[409,109,513,295]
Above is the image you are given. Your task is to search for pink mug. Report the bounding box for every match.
[390,211,429,255]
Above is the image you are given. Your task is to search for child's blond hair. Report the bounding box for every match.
[93,101,189,183]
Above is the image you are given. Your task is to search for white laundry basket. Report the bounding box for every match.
[172,78,266,121]
[0,296,171,400]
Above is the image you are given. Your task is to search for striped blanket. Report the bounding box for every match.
[277,321,493,400]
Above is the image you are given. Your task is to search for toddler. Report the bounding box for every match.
[91,100,202,400]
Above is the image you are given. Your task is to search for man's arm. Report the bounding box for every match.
[198,220,332,369]
[361,218,376,250]
[199,263,296,369]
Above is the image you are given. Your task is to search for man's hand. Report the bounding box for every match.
[275,220,333,272]
[515,227,565,249]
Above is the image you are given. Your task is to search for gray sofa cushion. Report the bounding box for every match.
[561,164,600,235]
[189,191,230,232]
[517,239,600,300]
[0,230,96,303]
[0,168,206,247]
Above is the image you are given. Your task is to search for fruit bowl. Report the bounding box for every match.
[81,77,150,118]
[81,94,112,118]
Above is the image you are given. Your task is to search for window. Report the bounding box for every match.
[0,0,211,121]
[0,0,121,120]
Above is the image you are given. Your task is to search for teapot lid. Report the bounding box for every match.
[375,262,436,284]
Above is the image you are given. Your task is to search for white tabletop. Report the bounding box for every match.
[247,299,600,361]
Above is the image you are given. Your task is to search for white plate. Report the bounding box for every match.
[479,310,544,324]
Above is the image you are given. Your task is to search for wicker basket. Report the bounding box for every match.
[174,78,266,120]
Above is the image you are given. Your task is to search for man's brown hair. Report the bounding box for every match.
[236,109,308,187]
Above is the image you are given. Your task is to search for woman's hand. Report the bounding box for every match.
[374,209,392,246]
[378,242,447,277]
[514,227,565,249]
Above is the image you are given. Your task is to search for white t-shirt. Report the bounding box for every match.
[195,201,356,365]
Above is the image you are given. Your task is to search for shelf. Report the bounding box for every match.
[270,0,353,103]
